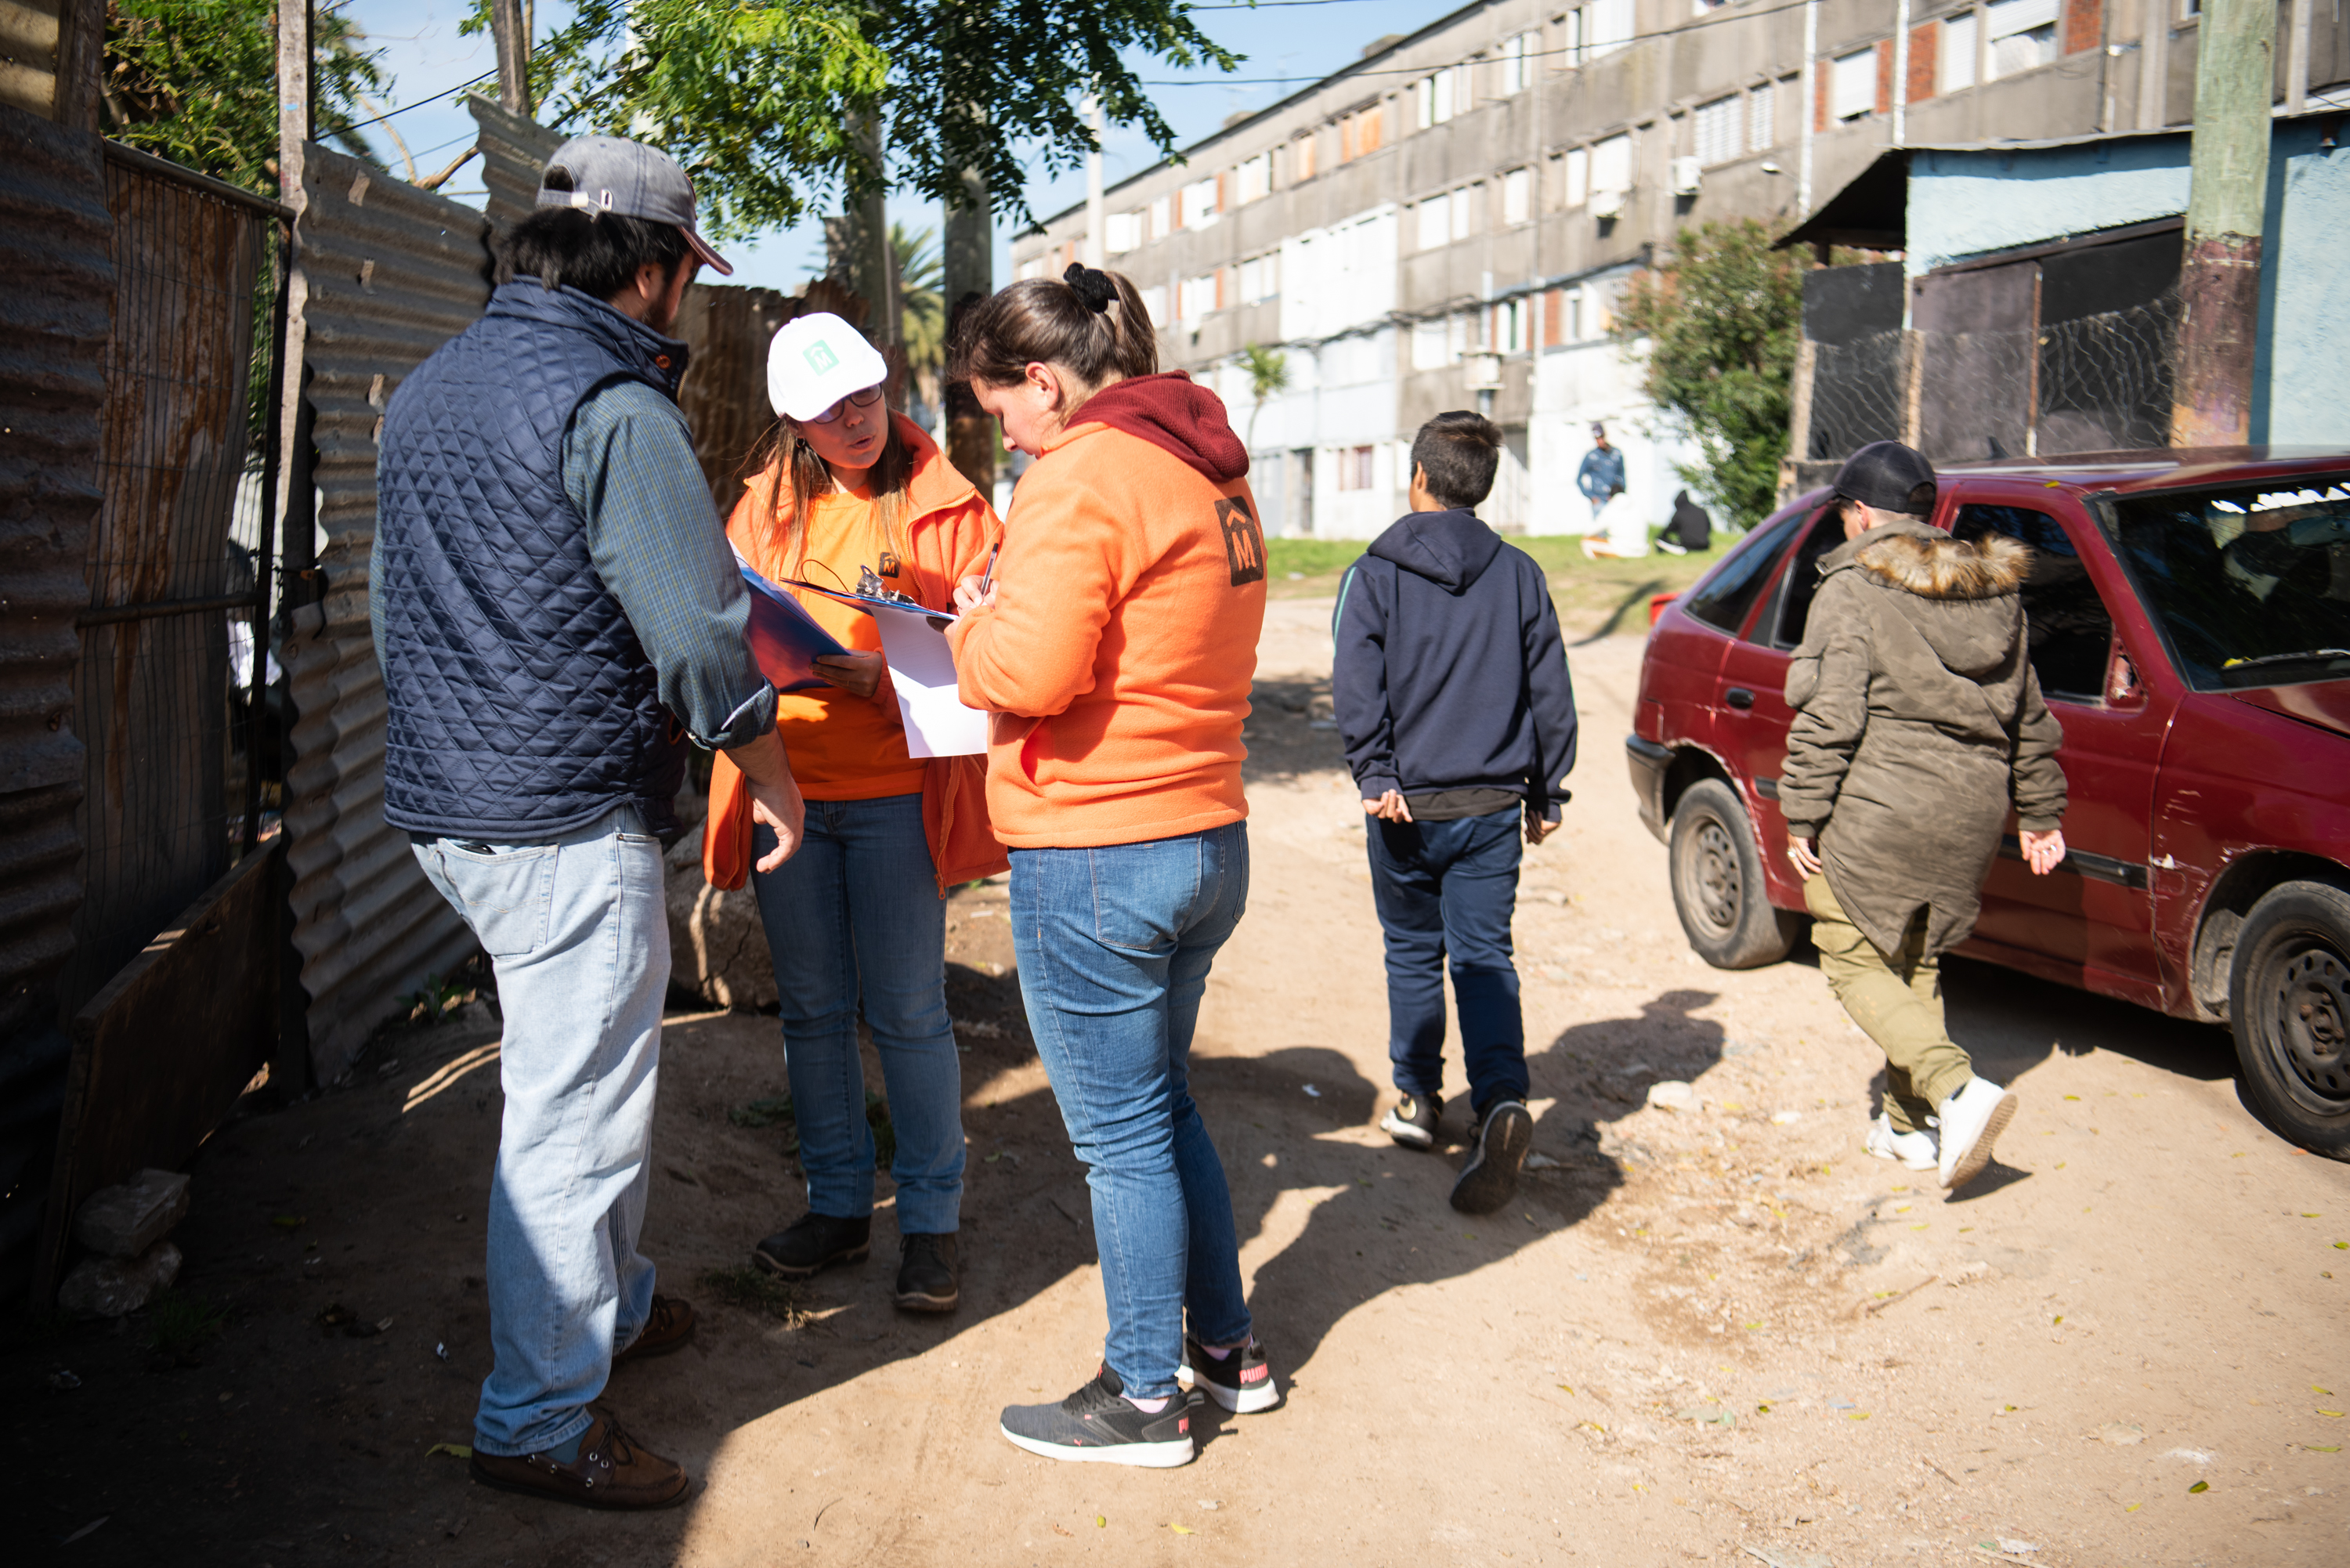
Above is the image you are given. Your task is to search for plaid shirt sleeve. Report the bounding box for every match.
[564,381,776,750]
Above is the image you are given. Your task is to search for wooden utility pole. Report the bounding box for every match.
[273,0,312,548]
[2170,0,2272,447]
[491,0,533,117]
[943,163,995,497]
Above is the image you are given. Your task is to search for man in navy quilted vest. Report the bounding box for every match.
[372,136,805,1510]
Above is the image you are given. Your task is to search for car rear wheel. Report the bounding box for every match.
[1668,778,1802,970]
[2229,878,2350,1162]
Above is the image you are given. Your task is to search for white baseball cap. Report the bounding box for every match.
[767,313,890,421]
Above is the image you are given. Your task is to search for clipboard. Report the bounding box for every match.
[783,577,959,634]
[735,555,851,692]
[772,574,989,757]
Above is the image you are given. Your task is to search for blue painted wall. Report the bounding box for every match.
[1905,121,2350,448]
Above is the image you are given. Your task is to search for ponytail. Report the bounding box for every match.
[949,264,1159,395]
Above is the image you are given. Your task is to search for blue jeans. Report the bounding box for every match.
[1367,807,1529,1116]
[750,793,964,1234]
[1010,823,1253,1400]
[412,804,667,1458]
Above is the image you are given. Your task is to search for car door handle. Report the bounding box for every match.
[1725,687,1755,710]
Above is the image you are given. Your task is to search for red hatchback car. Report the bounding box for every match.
[1627,450,2350,1158]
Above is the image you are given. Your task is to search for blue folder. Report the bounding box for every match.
[737,560,851,693]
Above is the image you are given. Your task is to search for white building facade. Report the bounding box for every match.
[1012,0,2141,537]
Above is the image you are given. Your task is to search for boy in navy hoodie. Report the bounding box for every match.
[1332,411,1578,1214]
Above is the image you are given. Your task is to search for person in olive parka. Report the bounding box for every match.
[1778,442,2068,1194]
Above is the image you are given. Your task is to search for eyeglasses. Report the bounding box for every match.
[804,384,884,425]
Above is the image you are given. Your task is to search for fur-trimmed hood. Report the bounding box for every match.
[1816,517,2030,681]
[1854,528,2030,600]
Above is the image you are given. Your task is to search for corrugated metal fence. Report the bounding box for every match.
[277,146,490,1080]
[0,101,110,1306]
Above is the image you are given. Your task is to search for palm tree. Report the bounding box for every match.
[892,222,945,416]
[1237,343,1290,449]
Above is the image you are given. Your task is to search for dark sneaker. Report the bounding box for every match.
[895,1232,960,1313]
[612,1294,695,1366]
[752,1212,870,1280]
[468,1407,689,1510]
[1449,1100,1534,1214]
[1380,1092,1443,1150]
[1177,1335,1281,1414]
[999,1367,1195,1468]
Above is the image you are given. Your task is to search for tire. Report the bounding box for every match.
[2229,878,2350,1162]
[1668,777,1802,970]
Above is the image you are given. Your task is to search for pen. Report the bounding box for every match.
[978,543,1000,595]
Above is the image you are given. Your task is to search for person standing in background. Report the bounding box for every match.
[1576,421,1625,526]
[373,136,804,1510]
[701,313,1006,1316]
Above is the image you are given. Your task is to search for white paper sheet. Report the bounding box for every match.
[869,601,990,758]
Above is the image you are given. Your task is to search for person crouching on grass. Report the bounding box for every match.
[1331,411,1578,1215]
[946,264,1276,1468]
[700,312,1007,1314]
[1779,441,2067,1193]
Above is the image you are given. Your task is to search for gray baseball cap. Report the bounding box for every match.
[537,135,733,276]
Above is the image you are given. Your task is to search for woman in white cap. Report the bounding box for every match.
[702,313,1004,1311]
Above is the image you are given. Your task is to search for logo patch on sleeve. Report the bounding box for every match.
[1217,497,1266,587]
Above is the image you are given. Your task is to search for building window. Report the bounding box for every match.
[1137,284,1167,328]
[1501,31,1538,93]
[1412,317,1450,370]
[1497,297,1528,353]
[1591,133,1631,201]
[1941,13,1978,91]
[1748,79,1777,150]
[1452,183,1480,241]
[1986,0,2059,81]
[1579,0,1634,62]
[1179,273,1219,322]
[1179,177,1219,229]
[1503,166,1531,226]
[1017,255,1047,282]
[1105,211,1142,255]
[1238,252,1278,304]
[1415,65,1466,128]
[1416,197,1448,251]
[1235,153,1271,205]
[1830,46,1877,121]
[1147,195,1170,240]
[1337,446,1377,490]
[1693,94,1741,166]
[1340,105,1383,161]
[1564,146,1589,208]
[1294,133,1318,182]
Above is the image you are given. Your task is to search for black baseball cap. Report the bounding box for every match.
[1832,440,1937,515]
[537,135,733,276]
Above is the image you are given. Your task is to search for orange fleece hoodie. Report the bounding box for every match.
[947,373,1267,849]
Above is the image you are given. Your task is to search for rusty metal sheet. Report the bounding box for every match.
[465,92,560,240]
[0,101,109,1305]
[277,146,486,1081]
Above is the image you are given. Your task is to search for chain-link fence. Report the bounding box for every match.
[2037,290,2179,455]
[1806,327,1905,463]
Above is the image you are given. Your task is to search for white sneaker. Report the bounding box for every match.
[1936,1077,2016,1191]
[1864,1113,1938,1172]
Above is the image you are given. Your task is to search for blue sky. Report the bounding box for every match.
[339,0,1455,293]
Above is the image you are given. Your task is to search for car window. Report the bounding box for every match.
[1680,505,1807,635]
[1769,511,1846,649]
[2106,478,2350,691]
[1951,504,2113,703]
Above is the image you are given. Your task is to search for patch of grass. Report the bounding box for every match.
[146,1288,228,1362]
[700,1266,808,1327]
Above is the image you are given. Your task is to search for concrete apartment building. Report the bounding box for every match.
[1010,0,2254,537]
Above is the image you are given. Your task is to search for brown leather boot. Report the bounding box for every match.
[612,1294,696,1366]
[468,1408,689,1510]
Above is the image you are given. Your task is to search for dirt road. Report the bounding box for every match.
[9,599,2347,1567]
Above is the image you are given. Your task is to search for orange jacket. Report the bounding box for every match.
[946,378,1267,849]
[704,414,1008,894]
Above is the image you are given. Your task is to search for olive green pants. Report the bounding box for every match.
[1803,875,1975,1133]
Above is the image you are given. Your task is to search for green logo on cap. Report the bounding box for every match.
[804,341,839,375]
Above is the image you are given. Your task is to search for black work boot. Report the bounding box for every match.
[752,1212,870,1280]
[894,1232,960,1313]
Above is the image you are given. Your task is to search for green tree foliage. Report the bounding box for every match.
[1614,219,1806,530]
[893,221,945,408]
[494,0,1239,239]
[1235,343,1289,447]
[101,0,389,195]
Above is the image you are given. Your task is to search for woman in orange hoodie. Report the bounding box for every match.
[946,266,1274,1468]
[703,312,1003,1313]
